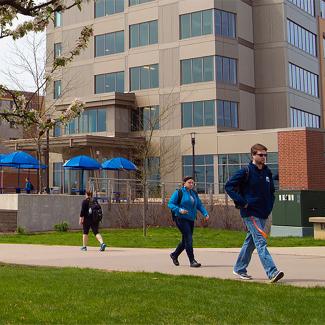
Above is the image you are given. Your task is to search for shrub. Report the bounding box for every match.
[16,226,26,234]
[54,221,69,232]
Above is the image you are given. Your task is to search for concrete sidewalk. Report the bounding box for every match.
[0,244,324,287]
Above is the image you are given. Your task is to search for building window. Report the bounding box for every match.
[131,106,159,131]
[95,71,124,93]
[181,56,237,85]
[95,31,124,57]
[290,107,320,128]
[130,64,159,91]
[217,100,238,128]
[216,56,237,84]
[54,80,61,99]
[53,123,62,137]
[53,162,63,187]
[54,11,62,27]
[54,43,62,59]
[130,20,158,48]
[215,9,236,38]
[181,56,214,84]
[145,157,160,181]
[182,155,214,194]
[129,0,154,6]
[182,100,215,128]
[218,153,279,193]
[287,0,315,16]
[287,20,316,56]
[65,108,107,135]
[289,62,318,97]
[180,9,213,39]
[95,0,124,18]
[322,0,325,17]
[180,9,235,40]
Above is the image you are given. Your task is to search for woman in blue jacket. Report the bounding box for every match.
[168,176,209,267]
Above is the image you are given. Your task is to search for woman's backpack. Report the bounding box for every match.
[88,199,103,223]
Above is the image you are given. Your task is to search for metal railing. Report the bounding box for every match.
[88,177,229,205]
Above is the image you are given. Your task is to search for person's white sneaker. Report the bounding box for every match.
[233,270,252,280]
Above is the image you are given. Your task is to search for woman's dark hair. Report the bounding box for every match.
[182,176,194,184]
[86,190,93,197]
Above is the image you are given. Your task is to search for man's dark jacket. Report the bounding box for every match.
[225,162,275,219]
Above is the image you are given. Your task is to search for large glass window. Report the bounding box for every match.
[95,31,124,56]
[218,153,279,193]
[53,162,63,187]
[130,64,159,91]
[130,20,158,48]
[95,0,124,18]
[180,8,235,40]
[95,71,124,93]
[288,63,318,97]
[182,155,214,193]
[54,11,62,27]
[181,100,215,128]
[131,106,159,131]
[129,0,154,6]
[181,56,214,84]
[181,55,236,85]
[287,0,314,16]
[65,108,107,134]
[54,43,62,59]
[217,100,238,128]
[287,20,316,56]
[54,80,61,99]
[290,107,320,128]
[216,56,237,84]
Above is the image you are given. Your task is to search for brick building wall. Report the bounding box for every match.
[278,129,325,190]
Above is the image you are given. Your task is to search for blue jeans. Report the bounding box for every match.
[173,217,195,262]
[234,216,278,279]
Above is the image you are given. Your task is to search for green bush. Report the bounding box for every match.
[16,226,26,235]
[54,221,69,232]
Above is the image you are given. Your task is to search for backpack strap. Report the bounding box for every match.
[243,165,249,183]
[176,188,183,206]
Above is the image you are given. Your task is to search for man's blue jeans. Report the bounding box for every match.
[234,216,278,279]
[173,217,195,262]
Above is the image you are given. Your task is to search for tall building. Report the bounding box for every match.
[35,0,325,193]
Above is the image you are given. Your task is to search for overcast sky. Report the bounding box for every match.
[0,15,45,92]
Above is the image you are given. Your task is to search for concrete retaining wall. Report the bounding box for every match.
[0,194,244,233]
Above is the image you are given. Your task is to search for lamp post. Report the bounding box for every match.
[45,118,51,194]
[190,132,196,181]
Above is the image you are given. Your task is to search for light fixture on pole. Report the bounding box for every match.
[190,132,196,181]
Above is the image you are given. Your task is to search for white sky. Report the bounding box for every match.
[0,15,45,92]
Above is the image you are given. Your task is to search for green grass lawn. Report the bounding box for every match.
[0,264,324,324]
[0,227,324,248]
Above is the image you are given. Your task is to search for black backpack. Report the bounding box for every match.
[30,183,34,191]
[89,199,103,223]
[233,166,249,209]
[171,189,183,221]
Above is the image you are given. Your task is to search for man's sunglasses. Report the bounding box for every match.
[255,153,267,157]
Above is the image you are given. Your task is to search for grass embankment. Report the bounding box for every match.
[0,227,324,248]
[1,264,325,324]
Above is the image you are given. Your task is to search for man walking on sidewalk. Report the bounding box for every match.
[225,143,284,283]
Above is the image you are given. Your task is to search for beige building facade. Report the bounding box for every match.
[42,0,324,194]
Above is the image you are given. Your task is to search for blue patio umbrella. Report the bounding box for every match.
[101,157,137,171]
[0,151,44,190]
[63,155,101,193]
[102,157,137,194]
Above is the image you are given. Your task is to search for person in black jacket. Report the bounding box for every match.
[225,143,284,283]
[79,190,106,251]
